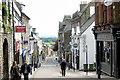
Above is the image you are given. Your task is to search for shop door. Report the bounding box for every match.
[76,56,79,70]
[76,50,79,70]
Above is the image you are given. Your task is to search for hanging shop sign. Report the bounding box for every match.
[15,26,26,32]
[104,0,112,6]
[16,40,20,51]
[73,43,78,48]
[24,41,28,45]
[32,53,36,56]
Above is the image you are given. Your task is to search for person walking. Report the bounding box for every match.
[21,60,30,80]
[10,61,20,80]
[60,59,67,76]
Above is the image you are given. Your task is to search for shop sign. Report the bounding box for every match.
[73,43,78,48]
[104,0,112,6]
[16,40,20,51]
[15,26,26,32]
[116,31,120,39]
[112,28,120,39]
[24,41,28,45]
[32,53,36,56]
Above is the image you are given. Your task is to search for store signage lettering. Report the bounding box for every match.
[15,26,26,32]
[116,31,120,39]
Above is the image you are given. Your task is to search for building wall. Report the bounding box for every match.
[79,22,96,70]
[22,14,30,63]
[95,2,120,26]
[0,0,2,78]
[0,0,15,79]
[0,33,13,79]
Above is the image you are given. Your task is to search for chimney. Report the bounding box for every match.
[32,28,36,34]
[80,1,88,11]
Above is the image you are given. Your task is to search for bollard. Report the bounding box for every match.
[98,66,101,79]
[30,66,32,75]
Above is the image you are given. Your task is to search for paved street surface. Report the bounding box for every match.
[29,56,115,79]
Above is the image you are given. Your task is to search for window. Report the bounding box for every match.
[102,41,111,64]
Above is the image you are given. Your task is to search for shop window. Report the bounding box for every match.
[102,41,111,64]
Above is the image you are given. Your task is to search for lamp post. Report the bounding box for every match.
[86,45,88,75]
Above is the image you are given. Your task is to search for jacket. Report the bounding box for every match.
[21,64,30,74]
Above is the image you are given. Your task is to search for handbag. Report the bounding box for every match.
[60,69,62,74]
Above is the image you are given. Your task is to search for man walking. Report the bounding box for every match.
[60,59,67,76]
[21,60,30,80]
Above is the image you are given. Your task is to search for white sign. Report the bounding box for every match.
[104,0,112,6]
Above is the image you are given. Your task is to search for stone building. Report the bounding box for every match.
[0,0,31,79]
[58,15,72,64]
[21,12,31,65]
[58,21,66,58]
[92,1,120,78]
[0,0,14,79]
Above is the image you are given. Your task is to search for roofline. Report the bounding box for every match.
[22,12,30,20]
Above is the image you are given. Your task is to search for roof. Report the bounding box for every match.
[59,22,66,30]
[22,12,30,20]
[63,15,71,22]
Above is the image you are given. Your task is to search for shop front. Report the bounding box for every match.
[93,25,120,78]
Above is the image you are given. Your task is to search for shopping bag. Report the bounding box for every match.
[60,69,62,74]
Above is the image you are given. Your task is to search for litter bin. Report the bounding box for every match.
[89,64,94,71]
[83,64,88,72]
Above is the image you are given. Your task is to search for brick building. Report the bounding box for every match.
[93,1,120,78]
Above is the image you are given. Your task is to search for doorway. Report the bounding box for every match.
[3,38,9,79]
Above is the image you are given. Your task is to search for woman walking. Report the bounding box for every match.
[10,61,20,80]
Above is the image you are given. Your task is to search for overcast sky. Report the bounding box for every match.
[20,0,90,37]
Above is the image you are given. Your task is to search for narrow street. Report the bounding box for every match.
[30,56,112,79]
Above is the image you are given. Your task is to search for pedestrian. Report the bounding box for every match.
[21,60,30,80]
[10,61,20,80]
[60,59,67,76]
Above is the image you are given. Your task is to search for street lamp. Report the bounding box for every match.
[86,45,88,75]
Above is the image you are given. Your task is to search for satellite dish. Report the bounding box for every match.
[104,0,113,6]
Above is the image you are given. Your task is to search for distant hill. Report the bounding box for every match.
[41,37,58,46]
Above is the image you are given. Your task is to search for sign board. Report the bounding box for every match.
[15,26,26,32]
[73,43,78,48]
[24,41,28,45]
[104,0,112,6]
[16,40,20,51]
[32,53,36,56]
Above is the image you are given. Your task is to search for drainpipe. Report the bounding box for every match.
[12,0,15,61]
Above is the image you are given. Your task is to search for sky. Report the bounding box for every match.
[20,0,90,37]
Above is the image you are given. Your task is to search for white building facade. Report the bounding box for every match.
[71,2,96,71]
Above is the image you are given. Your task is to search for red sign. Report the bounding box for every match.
[15,26,26,32]
[16,40,20,51]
